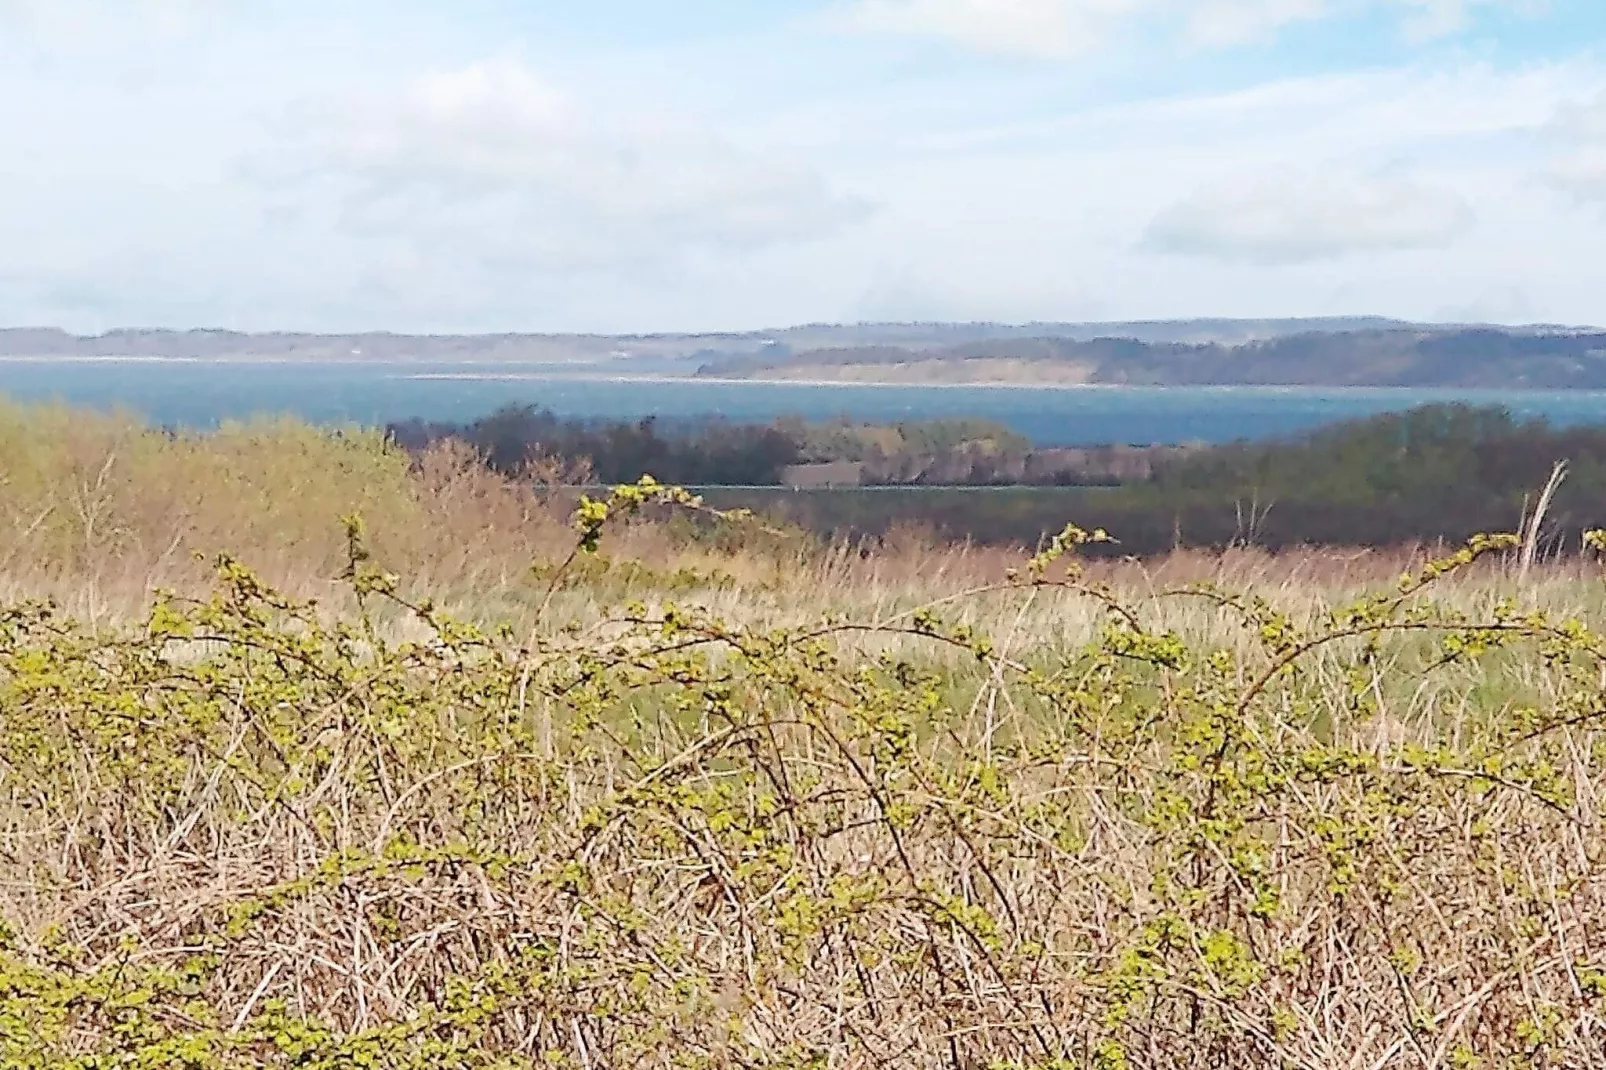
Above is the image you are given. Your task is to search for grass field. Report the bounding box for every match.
[5,400,1606,1067]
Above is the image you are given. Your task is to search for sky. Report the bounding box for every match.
[1,0,1604,334]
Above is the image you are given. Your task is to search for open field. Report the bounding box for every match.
[6,400,1606,1066]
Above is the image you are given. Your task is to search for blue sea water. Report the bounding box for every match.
[8,359,1606,447]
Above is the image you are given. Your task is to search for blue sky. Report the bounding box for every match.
[1,0,1604,333]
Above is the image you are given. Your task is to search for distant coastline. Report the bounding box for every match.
[0,354,605,367]
[7,317,1606,390]
[17,359,1606,447]
[12,359,1606,398]
[397,369,1111,390]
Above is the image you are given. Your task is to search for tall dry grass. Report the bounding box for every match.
[1,397,1597,645]
[7,401,1606,1066]
[0,400,575,616]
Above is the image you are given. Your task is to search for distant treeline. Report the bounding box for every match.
[386,407,1155,487]
[704,405,1606,552]
[388,408,798,486]
[701,328,1606,389]
[391,403,1606,552]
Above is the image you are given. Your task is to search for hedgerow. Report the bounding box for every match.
[4,481,1606,1067]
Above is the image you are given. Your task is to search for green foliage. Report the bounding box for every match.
[391,408,803,487]
[713,404,1606,552]
[711,326,1606,390]
[785,416,1032,463]
[394,408,1040,490]
[7,487,1606,1066]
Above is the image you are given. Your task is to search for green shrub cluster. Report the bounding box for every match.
[4,486,1606,1066]
[712,405,1606,553]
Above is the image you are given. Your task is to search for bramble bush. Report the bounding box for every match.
[3,480,1606,1067]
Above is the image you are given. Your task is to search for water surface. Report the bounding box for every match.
[6,359,1606,446]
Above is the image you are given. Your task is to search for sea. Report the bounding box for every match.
[9,358,1606,447]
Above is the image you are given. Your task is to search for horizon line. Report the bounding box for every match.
[4,315,1604,341]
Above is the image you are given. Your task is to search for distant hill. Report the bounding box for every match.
[696,326,1606,390]
[0,318,1432,362]
[7,320,1606,389]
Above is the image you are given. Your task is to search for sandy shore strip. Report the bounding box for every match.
[395,370,1137,390]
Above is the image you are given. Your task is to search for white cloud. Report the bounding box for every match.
[837,0,1137,59]
[269,60,870,272]
[1547,92,1606,202]
[0,4,1601,333]
[0,0,210,36]
[766,59,1606,327]
[1187,0,1331,47]
[1142,174,1475,262]
[1550,151,1606,201]
[834,0,1533,58]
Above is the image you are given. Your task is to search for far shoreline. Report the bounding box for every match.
[397,370,1125,390]
[6,357,1606,397]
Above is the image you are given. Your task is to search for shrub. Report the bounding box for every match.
[3,485,1606,1067]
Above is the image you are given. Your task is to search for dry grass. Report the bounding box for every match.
[2,398,1597,639]
[7,402,1606,1067]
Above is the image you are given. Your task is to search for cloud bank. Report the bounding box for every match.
[1548,92,1606,202]
[273,60,870,273]
[836,0,1535,58]
[0,0,211,36]
[1143,174,1476,262]
[0,1,1603,331]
